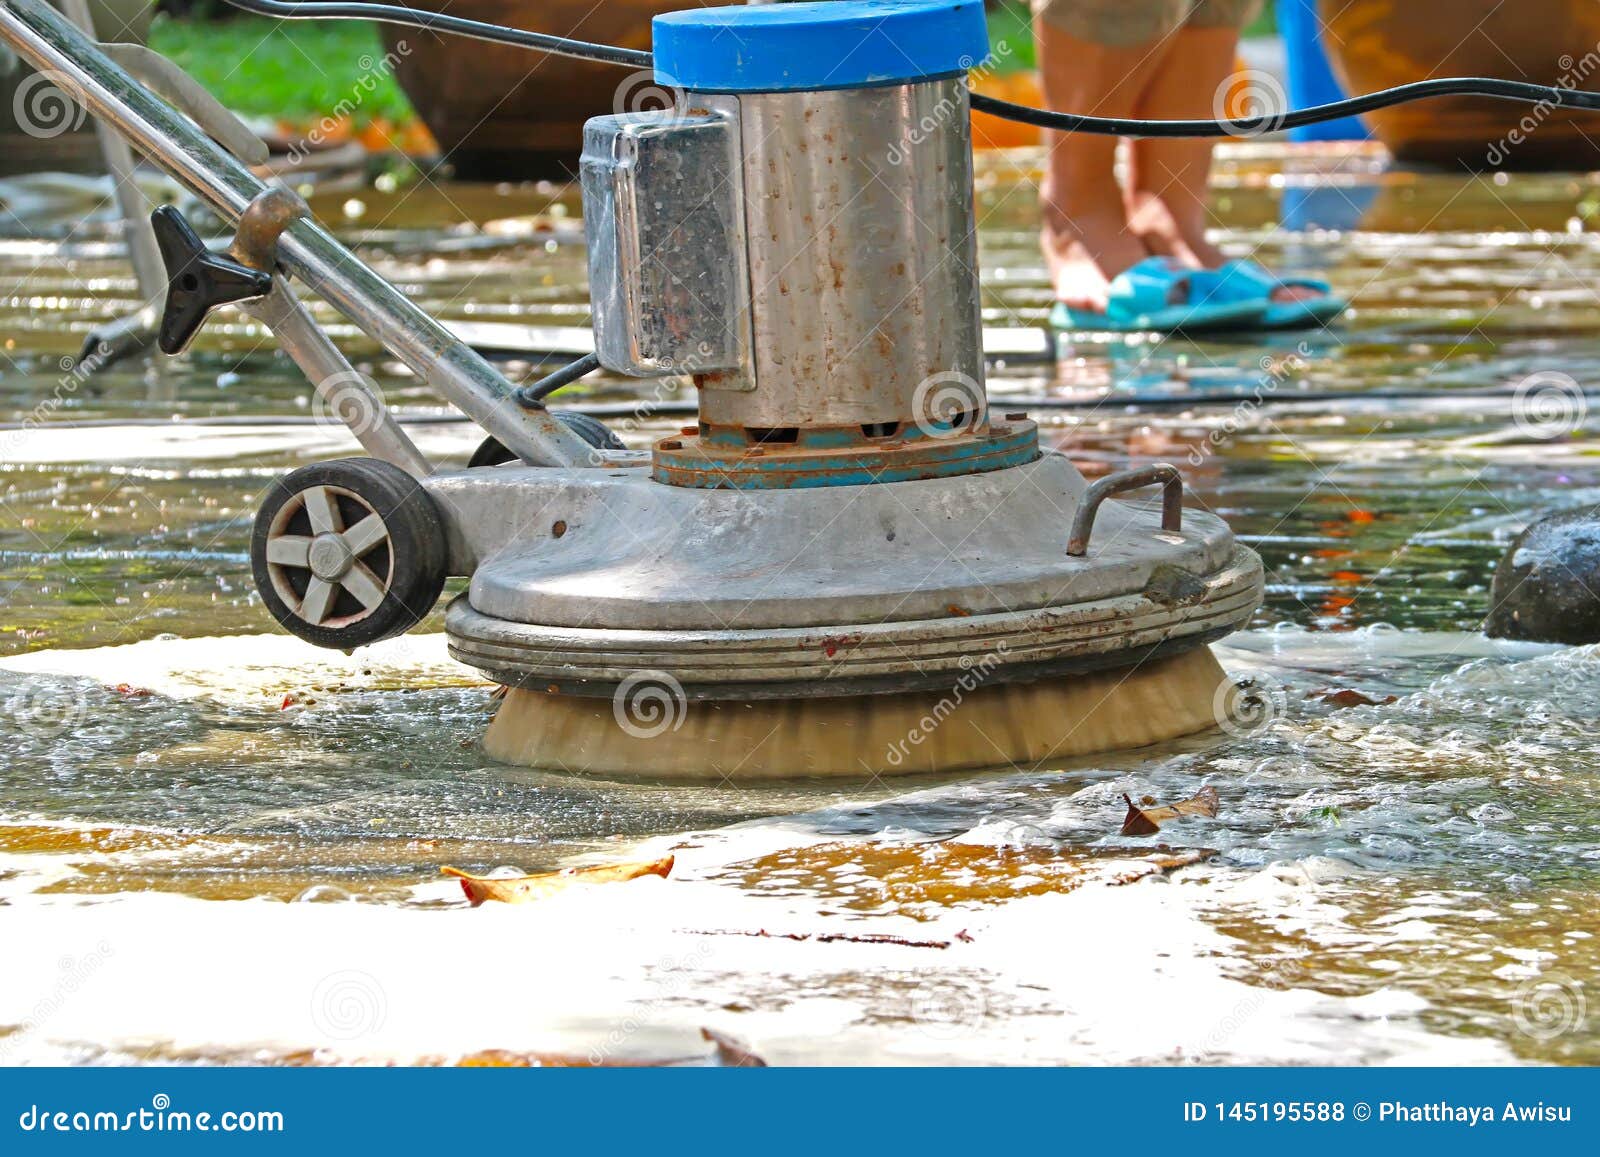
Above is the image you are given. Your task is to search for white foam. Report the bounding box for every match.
[0,860,1511,1066]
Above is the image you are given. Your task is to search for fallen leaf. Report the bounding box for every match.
[442,855,674,906]
[1121,785,1219,836]
[1314,688,1398,709]
[1104,847,1215,883]
[114,683,153,698]
[701,1027,766,1067]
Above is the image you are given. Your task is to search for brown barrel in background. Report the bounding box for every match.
[1320,0,1600,170]
[0,0,153,174]
[381,0,700,181]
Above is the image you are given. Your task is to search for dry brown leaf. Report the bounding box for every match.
[1314,688,1398,709]
[1103,847,1215,884]
[1120,785,1219,836]
[441,855,674,906]
[701,1026,767,1067]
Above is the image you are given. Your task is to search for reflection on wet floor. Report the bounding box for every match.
[0,143,1597,1064]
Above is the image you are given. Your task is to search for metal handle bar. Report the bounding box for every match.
[1066,464,1183,557]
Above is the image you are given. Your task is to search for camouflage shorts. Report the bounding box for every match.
[1032,0,1263,48]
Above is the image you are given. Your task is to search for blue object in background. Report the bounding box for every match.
[1277,0,1370,141]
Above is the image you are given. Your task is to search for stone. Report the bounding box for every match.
[1486,505,1600,643]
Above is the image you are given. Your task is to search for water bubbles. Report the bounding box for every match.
[1469,803,1517,826]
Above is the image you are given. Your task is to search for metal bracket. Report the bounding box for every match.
[228,185,309,270]
[1067,463,1184,556]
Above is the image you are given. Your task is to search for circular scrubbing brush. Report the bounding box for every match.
[483,647,1230,780]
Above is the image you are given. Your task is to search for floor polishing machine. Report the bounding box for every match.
[0,0,1264,777]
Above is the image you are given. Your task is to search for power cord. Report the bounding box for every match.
[221,0,1600,139]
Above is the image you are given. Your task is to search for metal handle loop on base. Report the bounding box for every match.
[1066,463,1184,557]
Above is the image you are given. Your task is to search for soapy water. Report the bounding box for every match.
[0,145,1597,1064]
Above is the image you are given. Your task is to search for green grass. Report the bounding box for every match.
[146,13,414,124]
[986,0,1036,74]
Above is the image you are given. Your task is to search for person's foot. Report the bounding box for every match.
[1040,201,1154,314]
[1125,189,1322,304]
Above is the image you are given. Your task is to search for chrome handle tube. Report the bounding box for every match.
[0,0,594,468]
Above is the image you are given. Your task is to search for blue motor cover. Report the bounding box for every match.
[652,0,989,94]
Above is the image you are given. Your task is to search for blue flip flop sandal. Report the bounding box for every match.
[1050,256,1269,334]
[1200,259,1348,330]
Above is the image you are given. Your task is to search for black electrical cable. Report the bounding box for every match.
[221,0,1600,140]
[218,0,651,68]
[513,351,601,407]
[969,78,1600,139]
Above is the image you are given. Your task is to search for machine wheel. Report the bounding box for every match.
[468,409,626,467]
[251,457,448,649]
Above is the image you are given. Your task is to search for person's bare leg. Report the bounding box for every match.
[1123,24,1234,267]
[1127,25,1319,301]
[1037,18,1168,311]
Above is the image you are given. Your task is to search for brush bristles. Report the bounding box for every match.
[483,647,1229,780]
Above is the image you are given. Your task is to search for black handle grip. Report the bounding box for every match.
[150,204,273,355]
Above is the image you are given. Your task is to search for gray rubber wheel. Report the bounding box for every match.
[251,457,447,649]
